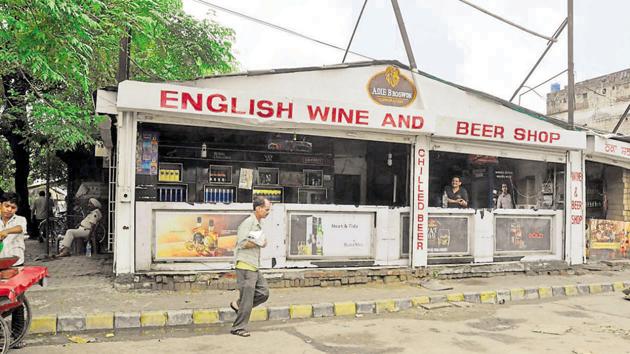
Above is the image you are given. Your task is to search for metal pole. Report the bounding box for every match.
[458,0,557,42]
[343,0,368,63]
[567,0,575,128]
[612,103,630,133]
[391,0,417,70]
[509,18,567,102]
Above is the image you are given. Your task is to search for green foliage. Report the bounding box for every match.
[0,0,236,150]
[0,137,15,191]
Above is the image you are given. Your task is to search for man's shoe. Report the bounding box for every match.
[57,248,71,257]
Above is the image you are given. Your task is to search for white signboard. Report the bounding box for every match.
[567,150,585,265]
[288,212,373,258]
[117,81,434,135]
[412,136,429,267]
[589,135,630,161]
[436,116,586,150]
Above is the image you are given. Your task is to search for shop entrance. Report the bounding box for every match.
[585,161,629,260]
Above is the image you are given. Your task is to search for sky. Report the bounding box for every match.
[182,0,630,115]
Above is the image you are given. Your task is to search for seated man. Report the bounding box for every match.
[58,198,102,257]
[0,192,26,266]
[443,176,469,208]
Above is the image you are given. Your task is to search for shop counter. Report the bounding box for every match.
[427,208,563,263]
[135,202,411,272]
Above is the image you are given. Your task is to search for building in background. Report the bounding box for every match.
[547,68,630,134]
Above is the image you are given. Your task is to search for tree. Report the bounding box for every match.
[1,0,236,217]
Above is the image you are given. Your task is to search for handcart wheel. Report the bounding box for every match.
[0,317,11,354]
[8,295,31,348]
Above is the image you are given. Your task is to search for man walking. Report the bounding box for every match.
[230,196,271,337]
[31,191,50,242]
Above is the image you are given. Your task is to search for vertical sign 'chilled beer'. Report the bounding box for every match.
[412,136,429,267]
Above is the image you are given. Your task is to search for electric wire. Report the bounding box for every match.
[190,0,375,60]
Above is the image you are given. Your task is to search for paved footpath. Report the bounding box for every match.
[22,239,630,335]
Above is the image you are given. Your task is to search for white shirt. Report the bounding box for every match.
[79,209,102,230]
[0,214,27,266]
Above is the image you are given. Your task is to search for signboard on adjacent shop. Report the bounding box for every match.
[588,135,630,166]
[288,212,373,258]
[154,211,249,260]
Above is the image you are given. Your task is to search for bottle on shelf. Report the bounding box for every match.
[315,217,323,255]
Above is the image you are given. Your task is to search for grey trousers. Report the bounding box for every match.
[232,269,269,331]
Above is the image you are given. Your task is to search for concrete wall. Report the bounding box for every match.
[546,68,630,134]
[605,166,624,221]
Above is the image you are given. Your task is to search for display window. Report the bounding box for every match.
[428,151,565,211]
[135,122,411,207]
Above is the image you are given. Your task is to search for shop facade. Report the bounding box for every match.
[97,61,588,275]
[584,134,630,260]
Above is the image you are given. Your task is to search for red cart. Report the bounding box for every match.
[0,266,48,353]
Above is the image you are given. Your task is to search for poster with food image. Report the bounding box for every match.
[155,211,249,260]
[587,219,629,260]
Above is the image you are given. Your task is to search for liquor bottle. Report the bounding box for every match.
[207,219,217,249]
[316,217,323,255]
[192,217,204,245]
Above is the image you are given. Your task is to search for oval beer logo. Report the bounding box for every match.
[367,66,416,107]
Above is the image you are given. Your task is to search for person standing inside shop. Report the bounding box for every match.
[496,183,514,209]
[443,176,469,208]
[230,196,270,337]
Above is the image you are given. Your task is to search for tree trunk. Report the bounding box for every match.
[3,128,31,222]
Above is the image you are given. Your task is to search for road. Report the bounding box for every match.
[20,293,630,354]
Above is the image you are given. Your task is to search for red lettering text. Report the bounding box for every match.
[160,90,178,109]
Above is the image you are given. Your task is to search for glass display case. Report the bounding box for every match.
[253,187,283,203]
[158,162,183,182]
[303,169,324,187]
[257,167,279,185]
[209,165,233,184]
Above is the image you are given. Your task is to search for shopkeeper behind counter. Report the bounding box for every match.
[443,176,469,208]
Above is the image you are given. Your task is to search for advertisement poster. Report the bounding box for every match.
[289,213,373,258]
[238,168,254,190]
[495,217,552,252]
[427,216,469,254]
[155,212,249,260]
[136,131,159,175]
[587,219,629,260]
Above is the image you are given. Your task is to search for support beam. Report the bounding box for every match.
[343,0,368,63]
[509,18,567,103]
[567,0,575,128]
[612,103,630,134]
[391,0,417,70]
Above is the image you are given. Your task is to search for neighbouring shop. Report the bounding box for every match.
[584,134,630,260]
